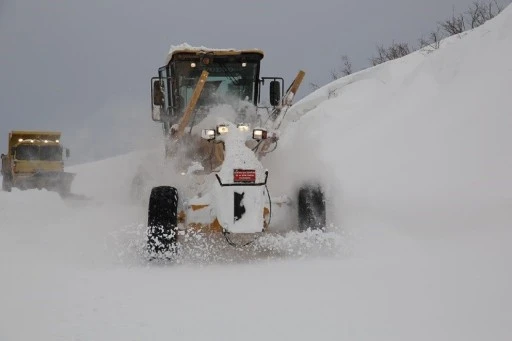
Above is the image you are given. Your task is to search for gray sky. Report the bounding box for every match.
[1,0,510,163]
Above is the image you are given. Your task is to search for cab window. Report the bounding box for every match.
[40,146,62,161]
[15,145,39,160]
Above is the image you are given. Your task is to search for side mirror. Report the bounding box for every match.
[269,80,281,106]
[65,148,70,158]
[152,79,165,106]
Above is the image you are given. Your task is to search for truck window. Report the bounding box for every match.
[174,61,258,110]
[40,146,62,161]
[15,145,39,160]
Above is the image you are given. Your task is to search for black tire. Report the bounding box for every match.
[298,185,326,232]
[2,176,12,192]
[147,186,179,256]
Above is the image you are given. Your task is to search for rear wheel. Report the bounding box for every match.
[147,186,179,257]
[2,176,12,192]
[298,185,326,232]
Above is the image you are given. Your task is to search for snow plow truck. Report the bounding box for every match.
[1,131,74,196]
[144,45,326,258]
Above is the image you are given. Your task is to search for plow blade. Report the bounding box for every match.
[30,171,76,194]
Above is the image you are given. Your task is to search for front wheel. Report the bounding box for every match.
[147,186,179,257]
[2,176,12,192]
[298,185,326,232]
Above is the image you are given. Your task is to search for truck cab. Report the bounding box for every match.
[150,47,283,138]
[1,131,74,194]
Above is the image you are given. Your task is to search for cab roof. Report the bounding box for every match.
[10,130,61,137]
[8,131,62,149]
[166,43,264,64]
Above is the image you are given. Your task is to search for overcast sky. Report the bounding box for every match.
[1,0,510,163]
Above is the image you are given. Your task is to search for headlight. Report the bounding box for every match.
[201,129,216,140]
[252,129,268,140]
[237,123,250,132]
[217,125,229,135]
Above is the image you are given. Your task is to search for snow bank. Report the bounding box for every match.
[271,4,512,236]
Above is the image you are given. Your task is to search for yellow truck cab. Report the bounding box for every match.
[1,131,74,195]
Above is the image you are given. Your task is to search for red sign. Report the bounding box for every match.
[233,169,256,183]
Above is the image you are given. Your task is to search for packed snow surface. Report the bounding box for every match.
[2,6,512,341]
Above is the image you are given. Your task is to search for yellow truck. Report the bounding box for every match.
[1,131,75,195]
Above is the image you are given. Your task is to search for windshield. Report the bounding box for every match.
[173,60,258,111]
[40,146,63,161]
[15,145,62,161]
[15,145,40,160]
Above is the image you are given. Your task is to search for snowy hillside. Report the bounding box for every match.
[274,6,512,236]
[1,6,512,341]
